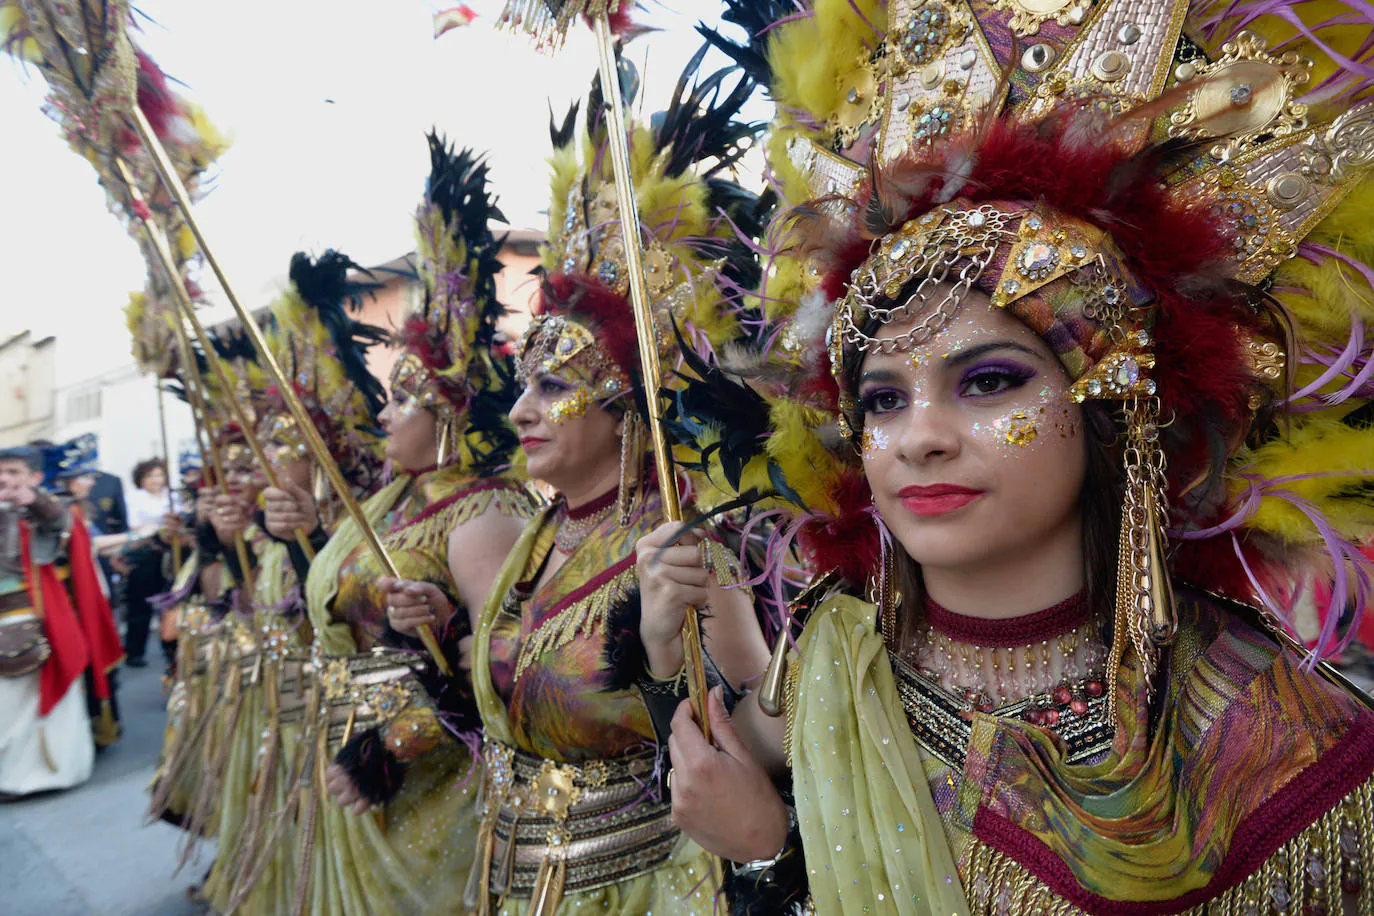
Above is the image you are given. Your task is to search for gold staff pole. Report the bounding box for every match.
[124,111,452,675]
[110,158,317,573]
[155,381,183,572]
[589,15,710,736]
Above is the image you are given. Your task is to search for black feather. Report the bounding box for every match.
[601,586,647,693]
[550,100,579,149]
[654,42,760,179]
[333,727,407,806]
[694,0,796,88]
[422,131,522,476]
[288,250,389,423]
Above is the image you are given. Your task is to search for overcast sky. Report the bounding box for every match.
[0,0,759,383]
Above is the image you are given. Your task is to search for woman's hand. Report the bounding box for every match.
[195,489,215,524]
[668,686,791,862]
[380,578,455,637]
[636,522,711,679]
[158,512,186,546]
[209,491,252,545]
[324,763,372,816]
[262,481,319,541]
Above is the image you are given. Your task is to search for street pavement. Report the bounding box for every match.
[1,664,212,916]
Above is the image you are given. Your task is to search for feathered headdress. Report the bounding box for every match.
[516,45,764,524]
[257,250,389,495]
[685,0,1374,671]
[392,133,522,476]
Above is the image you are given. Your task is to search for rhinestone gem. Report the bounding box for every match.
[1230,84,1253,106]
[959,49,976,70]
[1117,23,1141,45]
[1022,43,1055,73]
[598,260,621,285]
[967,210,986,227]
[1002,279,1021,295]
[1065,5,1087,25]
[1070,245,1087,259]
[1175,61,1197,82]
[1144,379,1157,394]
[1019,241,1059,277]
[1114,359,1139,388]
[1025,215,1043,231]
[1103,286,1122,305]
[921,61,944,89]
[896,92,911,111]
[889,238,913,261]
[1086,379,1103,396]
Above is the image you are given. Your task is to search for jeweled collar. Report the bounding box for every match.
[923,589,1091,648]
[562,487,618,521]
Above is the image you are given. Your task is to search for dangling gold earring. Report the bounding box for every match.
[1106,395,1175,725]
[616,410,644,527]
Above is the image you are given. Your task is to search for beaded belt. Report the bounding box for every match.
[276,648,425,751]
[471,742,677,906]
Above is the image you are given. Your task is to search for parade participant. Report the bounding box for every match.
[652,1,1374,913]
[0,446,96,796]
[196,249,390,914]
[261,135,539,916]
[147,340,266,836]
[391,55,771,915]
[46,435,126,748]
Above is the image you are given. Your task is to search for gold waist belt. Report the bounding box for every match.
[276,648,424,752]
[473,742,677,908]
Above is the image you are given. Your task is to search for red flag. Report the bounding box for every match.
[20,519,89,716]
[434,5,479,37]
[67,505,125,700]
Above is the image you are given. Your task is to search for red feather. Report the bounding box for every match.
[537,273,643,382]
[797,470,879,586]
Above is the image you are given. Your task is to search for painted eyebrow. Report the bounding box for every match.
[858,341,1041,383]
[944,340,1041,367]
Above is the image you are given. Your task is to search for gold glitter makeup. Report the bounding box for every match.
[997,409,1041,447]
[861,426,890,458]
[548,386,593,424]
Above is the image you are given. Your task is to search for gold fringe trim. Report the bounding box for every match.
[512,565,637,684]
[384,486,539,557]
[497,0,620,48]
[963,775,1374,915]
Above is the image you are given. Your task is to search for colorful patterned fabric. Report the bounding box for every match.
[788,588,1374,914]
[471,489,722,915]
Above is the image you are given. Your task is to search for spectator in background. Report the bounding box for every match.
[122,458,176,668]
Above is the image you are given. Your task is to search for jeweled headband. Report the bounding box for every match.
[515,313,632,403]
[830,199,1160,437]
[389,353,454,413]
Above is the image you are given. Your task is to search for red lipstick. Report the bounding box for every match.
[897,484,984,516]
[520,436,549,451]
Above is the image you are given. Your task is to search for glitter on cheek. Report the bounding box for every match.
[994,408,1042,447]
[861,426,889,459]
[547,387,593,425]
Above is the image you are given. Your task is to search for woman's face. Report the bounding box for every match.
[141,467,167,495]
[66,474,95,500]
[509,369,621,493]
[855,291,1087,576]
[266,444,312,491]
[379,390,439,472]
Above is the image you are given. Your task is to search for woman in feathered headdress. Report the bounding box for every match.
[384,50,770,916]
[254,135,542,916]
[181,250,391,913]
[651,1,1374,913]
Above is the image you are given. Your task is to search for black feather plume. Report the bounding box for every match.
[695,0,795,88]
[654,42,760,179]
[287,250,389,423]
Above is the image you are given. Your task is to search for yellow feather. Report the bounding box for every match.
[1241,417,1374,543]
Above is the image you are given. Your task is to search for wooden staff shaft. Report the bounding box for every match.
[111,156,318,568]
[590,15,709,737]
[155,382,183,571]
[125,109,449,674]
